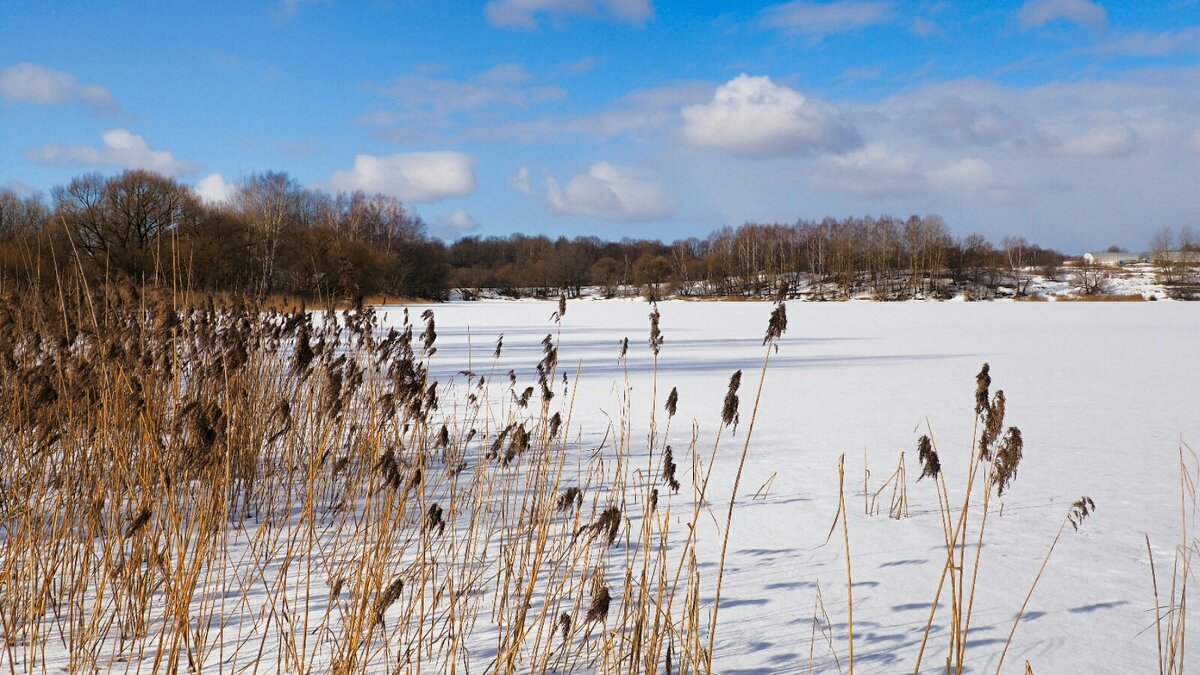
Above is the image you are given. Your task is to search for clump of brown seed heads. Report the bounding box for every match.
[917,434,940,482]
[721,370,742,430]
[649,304,664,357]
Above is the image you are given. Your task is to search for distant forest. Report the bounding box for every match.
[0,169,1184,302]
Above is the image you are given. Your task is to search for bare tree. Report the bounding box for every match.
[233,172,305,294]
[54,170,199,281]
[1001,236,1032,296]
[1073,260,1110,295]
[0,189,47,236]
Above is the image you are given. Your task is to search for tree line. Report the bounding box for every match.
[0,169,1076,301]
[447,218,1066,300]
[0,170,446,299]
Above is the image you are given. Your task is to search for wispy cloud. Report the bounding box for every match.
[363,64,565,129]
[0,62,118,114]
[25,129,195,176]
[1096,27,1200,57]
[485,0,653,29]
[560,56,598,76]
[1017,0,1106,30]
[380,81,711,144]
[840,65,884,85]
[1,180,38,198]
[760,1,894,38]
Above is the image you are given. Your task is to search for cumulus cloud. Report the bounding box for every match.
[1058,124,1139,157]
[681,74,859,157]
[0,62,117,113]
[485,0,653,29]
[195,173,234,204]
[25,129,196,177]
[541,162,676,222]
[760,1,894,37]
[433,209,482,239]
[1017,0,1106,30]
[326,152,475,203]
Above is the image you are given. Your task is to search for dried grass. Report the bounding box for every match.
[0,281,784,675]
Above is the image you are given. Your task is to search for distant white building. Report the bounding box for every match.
[1082,251,1148,266]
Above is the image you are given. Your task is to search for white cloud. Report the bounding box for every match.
[543,162,676,221]
[761,1,894,37]
[0,62,116,113]
[681,74,859,157]
[677,69,1200,247]
[433,209,482,239]
[478,63,534,85]
[25,129,196,177]
[195,173,234,204]
[485,0,653,28]
[442,209,479,229]
[1058,124,1139,157]
[1017,0,1106,30]
[326,152,475,203]
[509,166,534,195]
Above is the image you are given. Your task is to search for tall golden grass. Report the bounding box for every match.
[0,282,788,674]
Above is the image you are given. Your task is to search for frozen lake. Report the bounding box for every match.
[388,298,1200,673]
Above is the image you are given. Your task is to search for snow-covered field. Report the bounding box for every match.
[5,298,1196,674]
[405,298,1200,673]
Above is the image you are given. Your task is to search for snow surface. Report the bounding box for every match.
[394,298,1200,673]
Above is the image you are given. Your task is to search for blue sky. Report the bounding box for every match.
[2,0,1198,250]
